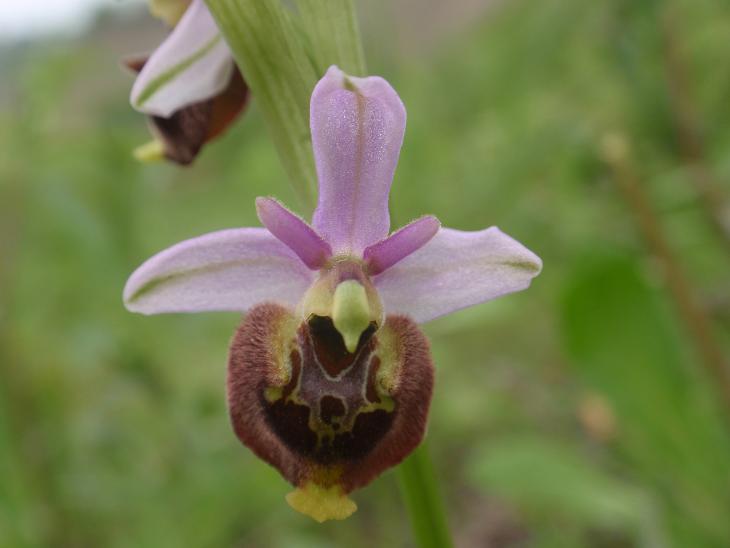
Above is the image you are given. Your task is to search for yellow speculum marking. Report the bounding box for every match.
[263,386,282,403]
[373,326,402,394]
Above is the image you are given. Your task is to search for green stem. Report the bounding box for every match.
[397,443,453,548]
[295,0,366,76]
[206,0,319,211]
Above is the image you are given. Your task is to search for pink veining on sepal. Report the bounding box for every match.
[310,66,406,255]
[256,197,332,270]
[364,215,440,275]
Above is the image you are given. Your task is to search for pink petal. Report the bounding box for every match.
[131,0,234,117]
[310,66,406,255]
[373,227,542,323]
[364,216,440,275]
[124,228,315,314]
[256,197,332,269]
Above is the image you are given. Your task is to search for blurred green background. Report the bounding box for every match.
[2,0,730,546]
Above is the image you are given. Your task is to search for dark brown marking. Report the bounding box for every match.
[150,103,213,165]
[122,55,147,73]
[266,398,318,456]
[320,396,346,426]
[308,315,358,377]
[346,410,393,458]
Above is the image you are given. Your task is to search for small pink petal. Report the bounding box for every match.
[364,216,440,275]
[124,228,314,314]
[310,66,406,255]
[373,227,542,323]
[256,197,332,269]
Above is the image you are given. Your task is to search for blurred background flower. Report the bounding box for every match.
[128,0,249,165]
[1,0,729,547]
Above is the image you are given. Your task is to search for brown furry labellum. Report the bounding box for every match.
[227,303,434,521]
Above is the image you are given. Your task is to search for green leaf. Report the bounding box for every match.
[560,253,730,546]
[467,435,665,547]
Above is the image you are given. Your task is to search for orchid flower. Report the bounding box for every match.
[128,0,249,164]
[123,66,542,522]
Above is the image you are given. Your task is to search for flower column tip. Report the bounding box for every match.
[332,280,372,353]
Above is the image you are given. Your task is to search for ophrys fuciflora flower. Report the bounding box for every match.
[123,66,542,521]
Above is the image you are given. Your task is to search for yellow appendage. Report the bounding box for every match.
[133,140,165,163]
[286,483,357,522]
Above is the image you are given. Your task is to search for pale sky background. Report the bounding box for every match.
[0,0,145,41]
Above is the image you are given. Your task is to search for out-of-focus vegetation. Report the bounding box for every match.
[2,0,730,546]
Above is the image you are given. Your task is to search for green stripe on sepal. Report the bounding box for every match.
[134,35,222,108]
